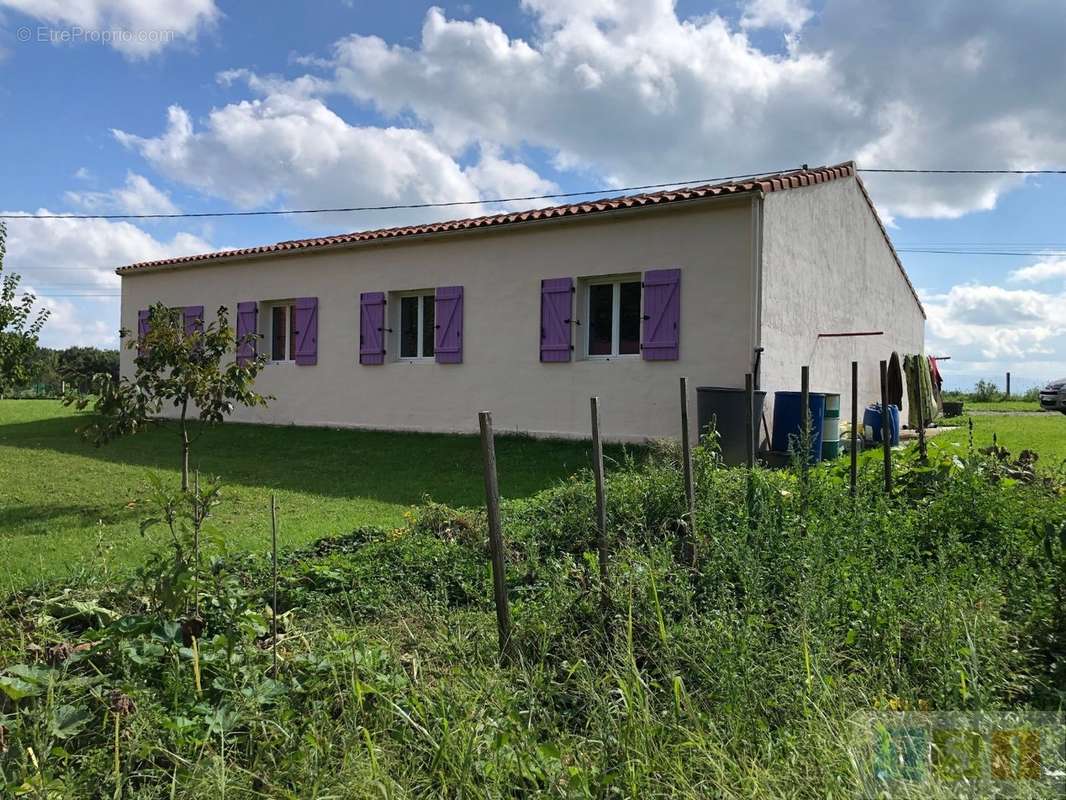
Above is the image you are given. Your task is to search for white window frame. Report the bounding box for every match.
[582,274,642,360]
[395,290,436,362]
[265,300,297,363]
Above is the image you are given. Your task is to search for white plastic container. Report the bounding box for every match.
[821,392,841,459]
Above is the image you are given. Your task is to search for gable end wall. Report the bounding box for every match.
[759,177,925,431]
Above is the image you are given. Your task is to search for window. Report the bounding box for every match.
[398,292,435,360]
[586,277,641,358]
[268,302,298,362]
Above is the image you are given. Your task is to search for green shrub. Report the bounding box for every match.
[1,442,1063,797]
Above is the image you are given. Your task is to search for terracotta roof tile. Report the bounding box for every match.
[113,161,919,313]
[116,163,838,274]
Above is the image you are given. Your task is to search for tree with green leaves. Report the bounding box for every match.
[0,222,50,395]
[58,345,119,392]
[68,303,270,490]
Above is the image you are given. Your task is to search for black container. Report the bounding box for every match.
[696,386,767,465]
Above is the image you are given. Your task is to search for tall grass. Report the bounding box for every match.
[0,442,1063,797]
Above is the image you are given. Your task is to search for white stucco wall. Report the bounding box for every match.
[758,177,926,433]
[120,199,756,442]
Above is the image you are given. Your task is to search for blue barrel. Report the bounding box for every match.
[863,403,900,445]
[771,391,826,462]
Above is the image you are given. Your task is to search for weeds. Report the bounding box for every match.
[0,442,1063,797]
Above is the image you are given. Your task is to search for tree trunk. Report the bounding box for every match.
[180,400,190,492]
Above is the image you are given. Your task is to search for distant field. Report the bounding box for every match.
[945,399,1047,412]
[932,412,1066,465]
[0,401,635,586]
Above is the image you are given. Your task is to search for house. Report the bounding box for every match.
[117,162,925,444]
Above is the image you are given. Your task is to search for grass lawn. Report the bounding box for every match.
[931,411,1066,464]
[0,400,634,587]
[952,399,1047,412]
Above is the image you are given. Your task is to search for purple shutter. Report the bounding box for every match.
[183,305,205,336]
[540,277,573,362]
[236,301,258,365]
[136,308,150,355]
[435,286,463,364]
[642,268,681,361]
[293,297,318,365]
[359,292,386,365]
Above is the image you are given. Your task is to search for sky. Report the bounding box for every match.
[0,0,1064,391]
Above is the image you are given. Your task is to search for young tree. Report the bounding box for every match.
[69,303,270,490]
[0,222,50,395]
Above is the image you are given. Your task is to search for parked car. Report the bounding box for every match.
[1039,378,1066,413]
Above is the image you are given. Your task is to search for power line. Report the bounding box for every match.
[862,168,1066,175]
[897,248,1066,257]
[1,165,1064,222]
[896,241,1066,247]
[0,168,796,222]
[20,293,119,298]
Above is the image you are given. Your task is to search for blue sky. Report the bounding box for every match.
[1,0,1064,390]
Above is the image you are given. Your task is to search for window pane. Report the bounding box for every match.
[588,283,614,355]
[288,304,297,362]
[271,306,286,361]
[619,281,641,355]
[400,296,419,358]
[422,294,435,358]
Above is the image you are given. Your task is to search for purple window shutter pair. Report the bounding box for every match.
[538,270,680,361]
[359,292,387,365]
[236,301,258,365]
[540,277,574,362]
[641,268,681,361]
[183,306,205,337]
[434,286,463,364]
[292,297,318,365]
[360,288,464,365]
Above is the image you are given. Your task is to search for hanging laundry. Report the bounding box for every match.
[903,354,938,428]
[928,356,944,415]
[887,351,904,410]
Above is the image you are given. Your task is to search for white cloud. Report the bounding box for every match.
[3,212,211,289]
[97,2,1066,225]
[23,290,119,350]
[464,148,558,210]
[327,6,852,174]
[2,214,214,347]
[740,0,813,33]
[298,2,1066,221]
[922,283,1065,365]
[113,91,559,228]
[1009,258,1066,284]
[0,0,218,58]
[65,172,179,216]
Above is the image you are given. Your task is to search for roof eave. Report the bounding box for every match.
[116,188,760,277]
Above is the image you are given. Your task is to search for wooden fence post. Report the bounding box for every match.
[270,493,279,678]
[193,470,200,619]
[478,411,513,660]
[800,365,811,478]
[879,360,893,494]
[679,377,697,567]
[915,359,927,463]
[590,397,610,621]
[1006,371,1011,400]
[850,361,858,498]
